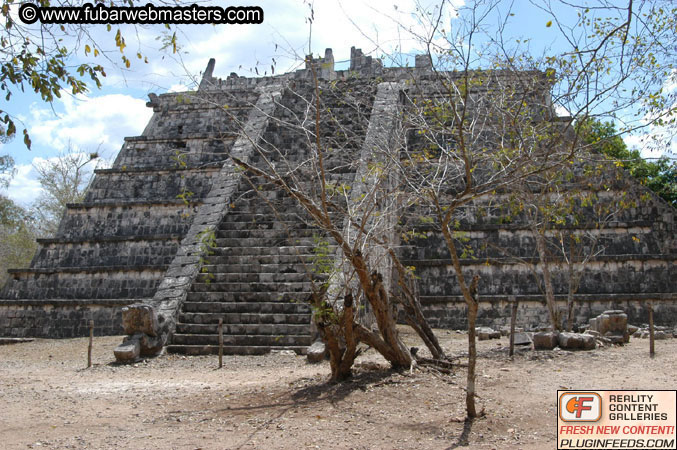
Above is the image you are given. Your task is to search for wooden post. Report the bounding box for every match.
[509,300,518,357]
[87,320,94,368]
[648,304,655,358]
[218,319,223,368]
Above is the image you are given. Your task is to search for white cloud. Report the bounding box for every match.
[27,92,152,159]
[4,163,42,208]
[146,0,466,83]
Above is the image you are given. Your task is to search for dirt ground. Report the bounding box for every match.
[1,328,675,450]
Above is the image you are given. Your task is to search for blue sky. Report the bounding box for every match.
[1,0,674,207]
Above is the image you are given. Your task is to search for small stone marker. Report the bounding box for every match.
[306,340,327,363]
[114,304,163,363]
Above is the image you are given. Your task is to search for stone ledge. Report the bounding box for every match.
[37,234,183,245]
[7,265,168,275]
[66,199,203,209]
[403,253,677,267]
[401,220,656,232]
[124,133,238,143]
[0,298,142,306]
[420,292,677,304]
[94,165,222,175]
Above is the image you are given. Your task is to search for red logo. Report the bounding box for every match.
[559,392,602,422]
[566,396,595,418]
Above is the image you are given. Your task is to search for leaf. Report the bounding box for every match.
[23,129,31,149]
[546,20,552,27]
[84,44,91,55]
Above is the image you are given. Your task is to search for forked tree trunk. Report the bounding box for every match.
[317,294,358,382]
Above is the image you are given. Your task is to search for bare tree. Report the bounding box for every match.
[32,145,99,237]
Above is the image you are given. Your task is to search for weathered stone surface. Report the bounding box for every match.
[589,310,629,343]
[306,341,327,363]
[627,324,639,335]
[121,304,159,337]
[114,336,141,362]
[512,332,532,346]
[558,332,596,351]
[533,332,559,350]
[655,331,669,340]
[500,326,523,336]
[478,327,501,340]
[139,333,164,356]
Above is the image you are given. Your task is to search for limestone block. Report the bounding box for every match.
[121,304,159,337]
[306,340,327,363]
[512,332,532,346]
[114,336,141,362]
[605,311,628,334]
[533,331,559,350]
[558,332,596,351]
[654,331,669,340]
[139,333,164,356]
[627,324,639,335]
[477,327,501,340]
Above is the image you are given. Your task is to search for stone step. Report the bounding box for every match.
[165,344,308,356]
[217,221,320,231]
[218,212,320,223]
[178,312,311,325]
[185,291,313,303]
[195,272,326,283]
[214,237,322,248]
[200,263,311,274]
[206,253,318,266]
[209,246,335,257]
[181,301,311,314]
[214,229,320,239]
[170,333,312,347]
[190,281,315,293]
[175,323,310,335]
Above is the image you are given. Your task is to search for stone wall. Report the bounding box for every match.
[420,295,677,330]
[0,300,131,338]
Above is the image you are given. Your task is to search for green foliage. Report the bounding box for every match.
[0,195,37,287]
[310,235,333,277]
[196,228,216,283]
[0,0,174,147]
[579,119,676,206]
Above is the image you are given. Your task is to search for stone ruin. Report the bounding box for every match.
[0,46,674,359]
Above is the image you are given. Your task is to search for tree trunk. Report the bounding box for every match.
[466,298,478,418]
[439,223,479,418]
[535,229,560,331]
[349,251,413,368]
[390,250,446,359]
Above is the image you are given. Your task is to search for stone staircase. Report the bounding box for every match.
[167,181,332,355]
[166,79,376,354]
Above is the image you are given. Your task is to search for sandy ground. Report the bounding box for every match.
[1,328,675,450]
